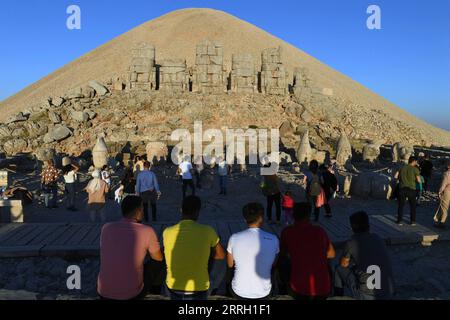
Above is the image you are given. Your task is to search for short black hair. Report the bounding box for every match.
[293,202,312,221]
[182,196,202,217]
[242,203,264,225]
[143,161,151,169]
[408,156,417,164]
[309,160,319,174]
[350,211,370,233]
[121,195,143,218]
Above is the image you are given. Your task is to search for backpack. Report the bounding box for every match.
[309,174,322,197]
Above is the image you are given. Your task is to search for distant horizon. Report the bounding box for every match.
[1,1,449,131]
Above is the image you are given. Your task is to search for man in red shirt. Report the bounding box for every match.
[279,202,335,300]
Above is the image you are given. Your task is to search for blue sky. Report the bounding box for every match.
[1,0,449,130]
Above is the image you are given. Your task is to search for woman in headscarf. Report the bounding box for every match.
[434,161,450,229]
[85,169,109,223]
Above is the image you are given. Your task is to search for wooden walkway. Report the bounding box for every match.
[0,215,445,258]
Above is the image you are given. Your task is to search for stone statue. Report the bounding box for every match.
[93,137,109,169]
[230,53,257,94]
[392,142,414,163]
[296,130,312,164]
[363,143,381,162]
[193,40,226,94]
[128,42,157,91]
[260,47,288,95]
[336,133,352,166]
[146,142,169,165]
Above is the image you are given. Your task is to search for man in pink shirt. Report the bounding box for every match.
[97,195,164,300]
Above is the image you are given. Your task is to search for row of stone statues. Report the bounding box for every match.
[297,131,415,167]
[127,40,300,95]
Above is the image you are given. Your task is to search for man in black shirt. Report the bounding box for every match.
[420,155,434,191]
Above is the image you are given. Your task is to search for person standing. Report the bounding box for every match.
[217,157,231,195]
[321,163,338,218]
[133,156,144,179]
[136,161,161,222]
[86,169,110,223]
[178,156,196,199]
[395,156,422,226]
[279,202,335,300]
[262,164,282,224]
[434,161,450,229]
[227,203,279,299]
[62,163,79,211]
[420,155,434,191]
[41,159,61,209]
[282,191,294,226]
[303,160,324,222]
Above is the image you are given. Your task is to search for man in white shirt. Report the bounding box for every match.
[227,202,279,299]
[178,156,196,199]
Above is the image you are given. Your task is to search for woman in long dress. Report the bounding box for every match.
[434,161,450,229]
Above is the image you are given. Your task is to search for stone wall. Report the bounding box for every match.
[159,59,188,93]
[193,40,226,94]
[260,47,288,95]
[230,53,257,94]
[128,42,156,91]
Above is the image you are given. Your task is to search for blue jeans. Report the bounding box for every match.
[44,185,57,208]
[219,175,228,194]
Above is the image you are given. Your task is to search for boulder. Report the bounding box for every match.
[88,80,109,96]
[3,139,27,155]
[70,111,89,123]
[84,109,97,120]
[363,143,381,162]
[48,111,62,124]
[6,112,28,124]
[51,97,64,107]
[146,142,169,165]
[351,172,392,200]
[279,121,294,137]
[66,87,84,99]
[301,110,313,123]
[24,122,47,138]
[0,126,11,139]
[36,148,56,161]
[81,85,96,99]
[43,126,72,143]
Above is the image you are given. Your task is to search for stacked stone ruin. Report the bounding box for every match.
[230,53,257,94]
[260,47,289,95]
[128,42,157,91]
[193,40,226,94]
[124,41,294,96]
[159,59,189,93]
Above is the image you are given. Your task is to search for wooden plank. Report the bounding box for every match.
[91,226,103,245]
[78,225,102,246]
[36,224,70,245]
[48,224,85,246]
[0,245,44,258]
[318,219,342,240]
[0,223,23,239]
[12,224,50,246]
[65,224,95,246]
[31,224,64,246]
[0,224,36,244]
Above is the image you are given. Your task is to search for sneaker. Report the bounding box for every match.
[396,221,403,226]
[410,222,417,227]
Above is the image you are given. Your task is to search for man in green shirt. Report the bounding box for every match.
[394,156,421,226]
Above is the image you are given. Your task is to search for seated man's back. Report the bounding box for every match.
[281,221,332,297]
[98,219,160,300]
[228,228,279,299]
[343,232,394,299]
[163,220,220,292]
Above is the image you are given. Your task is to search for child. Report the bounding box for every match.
[282,191,294,226]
